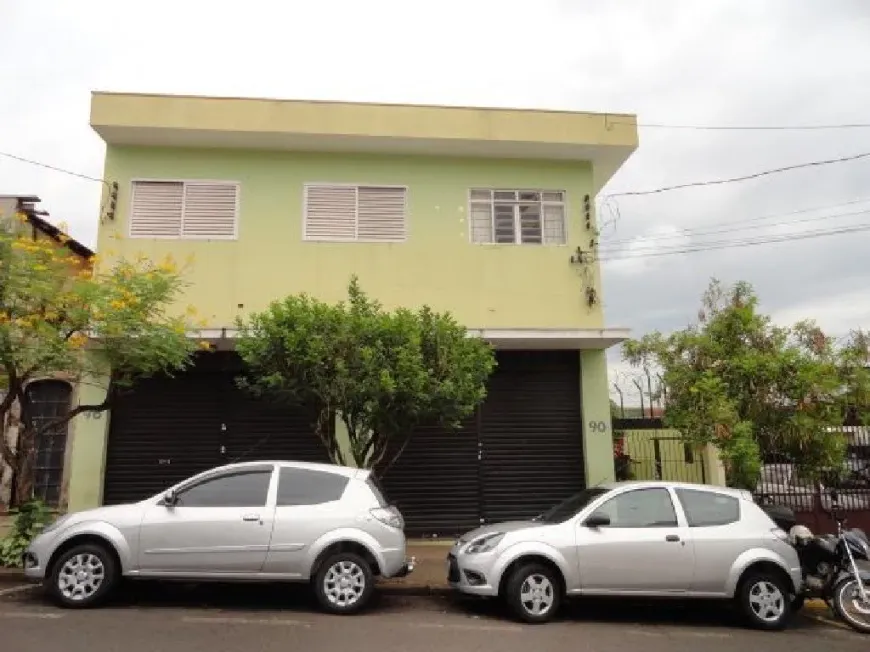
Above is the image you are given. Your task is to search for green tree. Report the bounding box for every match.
[623,279,870,489]
[0,214,199,504]
[235,276,496,473]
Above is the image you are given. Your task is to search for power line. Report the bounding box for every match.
[597,222,870,262]
[597,207,870,250]
[605,150,870,198]
[0,150,106,184]
[611,119,870,132]
[600,196,870,245]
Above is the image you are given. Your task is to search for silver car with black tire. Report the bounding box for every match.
[23,461,414,614]
[448,480,802,629]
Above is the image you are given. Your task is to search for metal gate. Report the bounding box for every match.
[103,352,326,505]
[379,351,585,538]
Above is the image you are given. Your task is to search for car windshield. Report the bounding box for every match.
[535,487,611,524]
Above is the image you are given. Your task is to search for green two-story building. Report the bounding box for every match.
[67,92,638,537]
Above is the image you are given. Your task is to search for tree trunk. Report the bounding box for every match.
[11,425,35,506]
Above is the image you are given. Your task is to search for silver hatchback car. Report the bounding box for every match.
[24,460,413,613]
[449,481,802,629]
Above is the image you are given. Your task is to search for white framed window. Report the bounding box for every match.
[468,189,566,245]
[303,184,407,243]
[129,180,240,240]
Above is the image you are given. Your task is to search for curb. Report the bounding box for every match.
[378,583,452,596]
[0,568,26,583]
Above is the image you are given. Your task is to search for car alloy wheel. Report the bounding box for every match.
[313,551,374,615]
[323,560,367,609]
[520,573,555,617]
[48,543,118,609]
[738,571,791,631]
[504,562,562,624]
[58,552,106,602]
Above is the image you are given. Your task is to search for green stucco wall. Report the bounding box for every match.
[97,147,602,330]
[64,147,620,512]
[66,369,112,512]
[580,349,615,486]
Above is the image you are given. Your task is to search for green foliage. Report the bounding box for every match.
[235,276,496,473]
[0,215,199,503]
[0,500,52,567]
[623,279,870,489]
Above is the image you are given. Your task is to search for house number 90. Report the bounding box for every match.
[588,420,607,433]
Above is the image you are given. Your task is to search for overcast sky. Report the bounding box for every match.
[2,0,869,405]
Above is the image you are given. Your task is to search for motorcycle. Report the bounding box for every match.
[784,490,870,633]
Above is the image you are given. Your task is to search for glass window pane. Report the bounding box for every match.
[178,470,272,508]
[493,204,516,243]
[469,189,491,201]
[597,488,678,528]
[277,468,350,506]
[494,190,516,201]
[675,489,740,527]
[542,191,564,202]
[543,204,566,244]
[470,202,493,243]
[519,204,542,244]
[518,191,541,201]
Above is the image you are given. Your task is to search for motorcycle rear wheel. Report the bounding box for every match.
[832,576,870,634]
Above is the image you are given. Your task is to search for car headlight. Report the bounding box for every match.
[464,532,505,554]
[40,514,71,534]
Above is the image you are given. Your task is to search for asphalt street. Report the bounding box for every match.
[1,581,865,652]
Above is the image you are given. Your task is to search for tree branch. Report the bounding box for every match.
[35,384,116,437]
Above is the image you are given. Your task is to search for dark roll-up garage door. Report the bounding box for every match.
[103,352,327,505]
[224,385,330,464]
[377,350,585,537]
[103,370,224,504]
[479,350,584,523]
[378,418,481,538]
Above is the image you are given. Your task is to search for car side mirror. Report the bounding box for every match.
[163,490,177,507]
[584,512,610,528]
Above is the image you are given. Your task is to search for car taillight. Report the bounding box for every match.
[370,506,404,530]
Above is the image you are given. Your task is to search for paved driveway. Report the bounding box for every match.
[1,582,864,652]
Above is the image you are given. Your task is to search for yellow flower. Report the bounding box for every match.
[186,305,198,316]
[198,341,212,351]
[109,299,126,310]
[68,333,88,349]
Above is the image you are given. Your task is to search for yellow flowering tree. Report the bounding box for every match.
[0,215,198,504]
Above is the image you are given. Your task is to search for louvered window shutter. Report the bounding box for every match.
[130,181,183,237]
[182,183,238,239]
[357,186,406,241]
[304,185,357,240]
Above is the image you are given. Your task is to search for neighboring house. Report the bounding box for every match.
[66,92,638,537]
[0,195,94,510]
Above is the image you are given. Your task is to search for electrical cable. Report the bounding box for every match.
[599,197,870,246]
[605,151,870,198]
[596,222,870,262]
[609,119,870,131]
[0,150,107,185]
[597,208,870,251]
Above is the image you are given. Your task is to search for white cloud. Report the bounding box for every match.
[1,0,869,387]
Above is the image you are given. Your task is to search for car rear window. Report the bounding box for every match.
[277,467,349,506]
[675,488,740,527]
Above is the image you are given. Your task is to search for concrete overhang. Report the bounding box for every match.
[193,327,630,351]
[91,92,638,190]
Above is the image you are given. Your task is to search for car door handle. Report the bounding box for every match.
[665,534,680,542]
[242,513,261,522]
